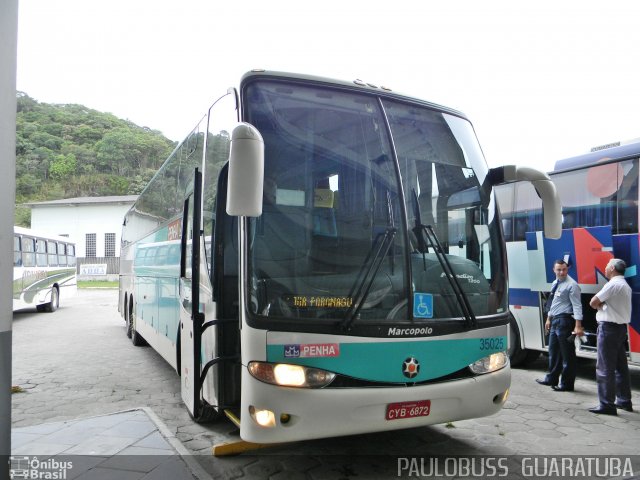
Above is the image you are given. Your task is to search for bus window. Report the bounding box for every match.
[203,91,235,281]
[553,168,616,232]
[58,242,67,266]
[67,244,76,266]
[36,239,47,267]
[22,237,35,267]
[513,182,542,241]
[616,159,638,234]
[494,184,515,242]
[14,235,22,266]
[47,241,58,267]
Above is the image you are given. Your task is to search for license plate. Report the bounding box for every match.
[385,400,431,420]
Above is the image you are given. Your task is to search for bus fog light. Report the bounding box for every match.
[493,388,509,404]
[469,352,508,374]
[249,405,276,427]
[280,413,291,424]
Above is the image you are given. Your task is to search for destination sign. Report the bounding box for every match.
[285,295,353,308]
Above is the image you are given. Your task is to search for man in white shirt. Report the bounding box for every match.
[588,258,633,415]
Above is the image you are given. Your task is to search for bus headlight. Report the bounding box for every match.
[469,352,508,375]
[248,362,336,388]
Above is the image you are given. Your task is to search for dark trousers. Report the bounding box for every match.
[545,315,576,388]
[596,322,632,409]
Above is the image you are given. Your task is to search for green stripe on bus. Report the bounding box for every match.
[266,337,506,383]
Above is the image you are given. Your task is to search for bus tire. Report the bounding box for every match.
[194,401,221,423]
[508,315,528,366]
[130,307,147,347]
[126,295,133,339]
[44,286,59,313]
[176,326,181,376]
[522,350,541,364]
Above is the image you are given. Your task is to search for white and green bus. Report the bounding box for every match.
[119,70,561,445]
[13,226,77,312]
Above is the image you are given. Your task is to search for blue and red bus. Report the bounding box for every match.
[497,140,640,366]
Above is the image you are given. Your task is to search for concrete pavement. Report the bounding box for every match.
[10,408,207,479]
[10,289,640,479]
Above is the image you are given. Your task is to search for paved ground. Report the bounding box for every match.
[11,408,203,479]
[10,289,640,479]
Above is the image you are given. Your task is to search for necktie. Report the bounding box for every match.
[544,282,558,315]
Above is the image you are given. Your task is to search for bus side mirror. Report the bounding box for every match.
[226,123,264,217]
[489,165,562,240]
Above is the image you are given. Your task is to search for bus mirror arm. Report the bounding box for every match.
[226,122,265,217]
[489,165,562,240]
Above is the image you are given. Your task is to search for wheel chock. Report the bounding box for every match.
[212,439,279,456]
[212,409,285,456]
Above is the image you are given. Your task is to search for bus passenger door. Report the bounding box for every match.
[179,169,204,420]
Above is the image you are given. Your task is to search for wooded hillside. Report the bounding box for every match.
[15,92,176,226]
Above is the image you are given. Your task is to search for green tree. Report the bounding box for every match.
[49,153,77,179]
[15,92,175,206]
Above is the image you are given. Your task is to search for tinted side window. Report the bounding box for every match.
[552,158,638,235]
[495,184,515,242]
[513,182,542,241]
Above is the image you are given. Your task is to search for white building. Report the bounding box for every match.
[26,195,137,278]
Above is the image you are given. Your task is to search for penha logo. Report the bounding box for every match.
[284,343,340,358]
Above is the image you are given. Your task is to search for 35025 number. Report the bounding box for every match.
[480,337,505,350]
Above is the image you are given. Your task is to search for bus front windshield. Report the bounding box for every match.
[244,80,507,329]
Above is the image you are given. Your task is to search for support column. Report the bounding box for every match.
[0,0,19,476]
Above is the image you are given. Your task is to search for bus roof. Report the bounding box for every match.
[14,226,75,244]
[240,70,469,120]
[553,141,640,172]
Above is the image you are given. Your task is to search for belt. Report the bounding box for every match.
[552,313,573,319]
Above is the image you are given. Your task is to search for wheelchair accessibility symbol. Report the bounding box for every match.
[413,293,433,318]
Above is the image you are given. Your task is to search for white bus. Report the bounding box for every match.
[13,226,77,312]
[497,141,640,366]
[119,70,560,446]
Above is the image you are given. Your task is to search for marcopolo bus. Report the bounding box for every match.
[119,70,561,446]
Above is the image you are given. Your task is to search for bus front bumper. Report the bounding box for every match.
[239,365,510,444]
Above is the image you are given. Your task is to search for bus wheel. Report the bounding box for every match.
[44,287,59,313]
[522,349,541,364]
[126,296,133,339]
[194,400,221,423]
[508,315,528,366]
[130,308,147,347]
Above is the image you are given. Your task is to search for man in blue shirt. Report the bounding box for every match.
[536,259,584,391]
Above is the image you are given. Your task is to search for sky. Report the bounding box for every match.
[16,0,640,173]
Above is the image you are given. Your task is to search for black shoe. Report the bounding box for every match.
[588,406,617,415]
[551,385,574,392]
[615,403,633,412]
[535,378,555,386]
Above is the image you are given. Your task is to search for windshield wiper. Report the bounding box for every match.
[411,189,476,329]
[340,191,397,331]
[340,227,396,331]
[417,224,477,329]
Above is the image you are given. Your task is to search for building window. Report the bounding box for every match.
[105,233,116,257]
[86,233,96,258]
